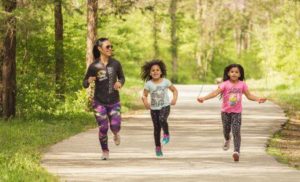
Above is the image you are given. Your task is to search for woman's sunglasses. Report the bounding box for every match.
[105,45,113,50]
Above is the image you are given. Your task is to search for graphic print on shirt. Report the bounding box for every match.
[107,67,114,94]
[151,86,165,108]
[229,93,238,106]
[97,70,107,81]
[228,88,242,107]
[95,63,108,82]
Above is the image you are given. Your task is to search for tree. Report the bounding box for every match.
[169,0,178,83]
[54,0,64,99]
[195,0,218,80]
[1,0,17,119]
[0,38,3,116]
[152,0,159,59]
[231,0,251,56]
[86,0,98,68]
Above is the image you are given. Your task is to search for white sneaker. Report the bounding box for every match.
[101,151,109,160]
[114,133,121,146]
[223,138,230,151]
[232,152,240,162]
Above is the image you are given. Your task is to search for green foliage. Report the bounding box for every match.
[6,0,299,115]
[275,84,289,90]
[254,1,300,79]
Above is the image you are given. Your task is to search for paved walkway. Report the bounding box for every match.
[42,85,300,182]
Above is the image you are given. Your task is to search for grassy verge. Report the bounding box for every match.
[250,79,300,169]
[0,80,143,181]
[0,113,96,181]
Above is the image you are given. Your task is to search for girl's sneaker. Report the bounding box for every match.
[162,134,170,145]
[223,138,230,151]
[232,152,239,162]
[155,146,163,157]
[101,151,109,160]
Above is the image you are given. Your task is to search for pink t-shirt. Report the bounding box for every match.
[219,80,248,113]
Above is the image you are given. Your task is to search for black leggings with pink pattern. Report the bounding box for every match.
[150,106,170,147]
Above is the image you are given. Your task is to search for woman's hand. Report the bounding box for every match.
[114,81,122,90]
[88,76,96,83]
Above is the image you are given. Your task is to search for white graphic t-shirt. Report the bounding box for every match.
[144,78,172,110]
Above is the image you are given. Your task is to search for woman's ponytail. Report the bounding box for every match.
[93,44,100,59]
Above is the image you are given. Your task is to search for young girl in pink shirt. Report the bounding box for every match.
[197,64,267,162]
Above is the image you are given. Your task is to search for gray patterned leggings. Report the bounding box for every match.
[221,112,242,153]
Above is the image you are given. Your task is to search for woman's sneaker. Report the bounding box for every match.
[232,152,239,162]
[101,151,109,160]
[155,146,163,157]
[162,134,170,145]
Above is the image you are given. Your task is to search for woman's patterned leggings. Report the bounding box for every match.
[150,106,170,147]
[93,100,121,152]
[221,112,242,153]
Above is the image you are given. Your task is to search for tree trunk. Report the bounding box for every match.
[234,0,249,56]
[0,42,3,115]
[86,0,98,68]
[0,42,3,80]
[1,0,17,119]
[243,16,252,50]
[54,0,64,100]
[152,0,159,59]
[195,0,203,74]
[235,18,251,56]
[169,0,178,83]
[195,0,209,80]
[235,27,242,56]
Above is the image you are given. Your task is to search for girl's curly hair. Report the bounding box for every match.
[140,59,167,81]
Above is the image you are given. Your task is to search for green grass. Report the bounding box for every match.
[0,112,96,181]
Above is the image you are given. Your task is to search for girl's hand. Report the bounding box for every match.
[171,99,177,106]
[197,97,205,103]
[114,81,122,90]
[144,102,151,110]
[258,98,267,103]
[88,76,96,83]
